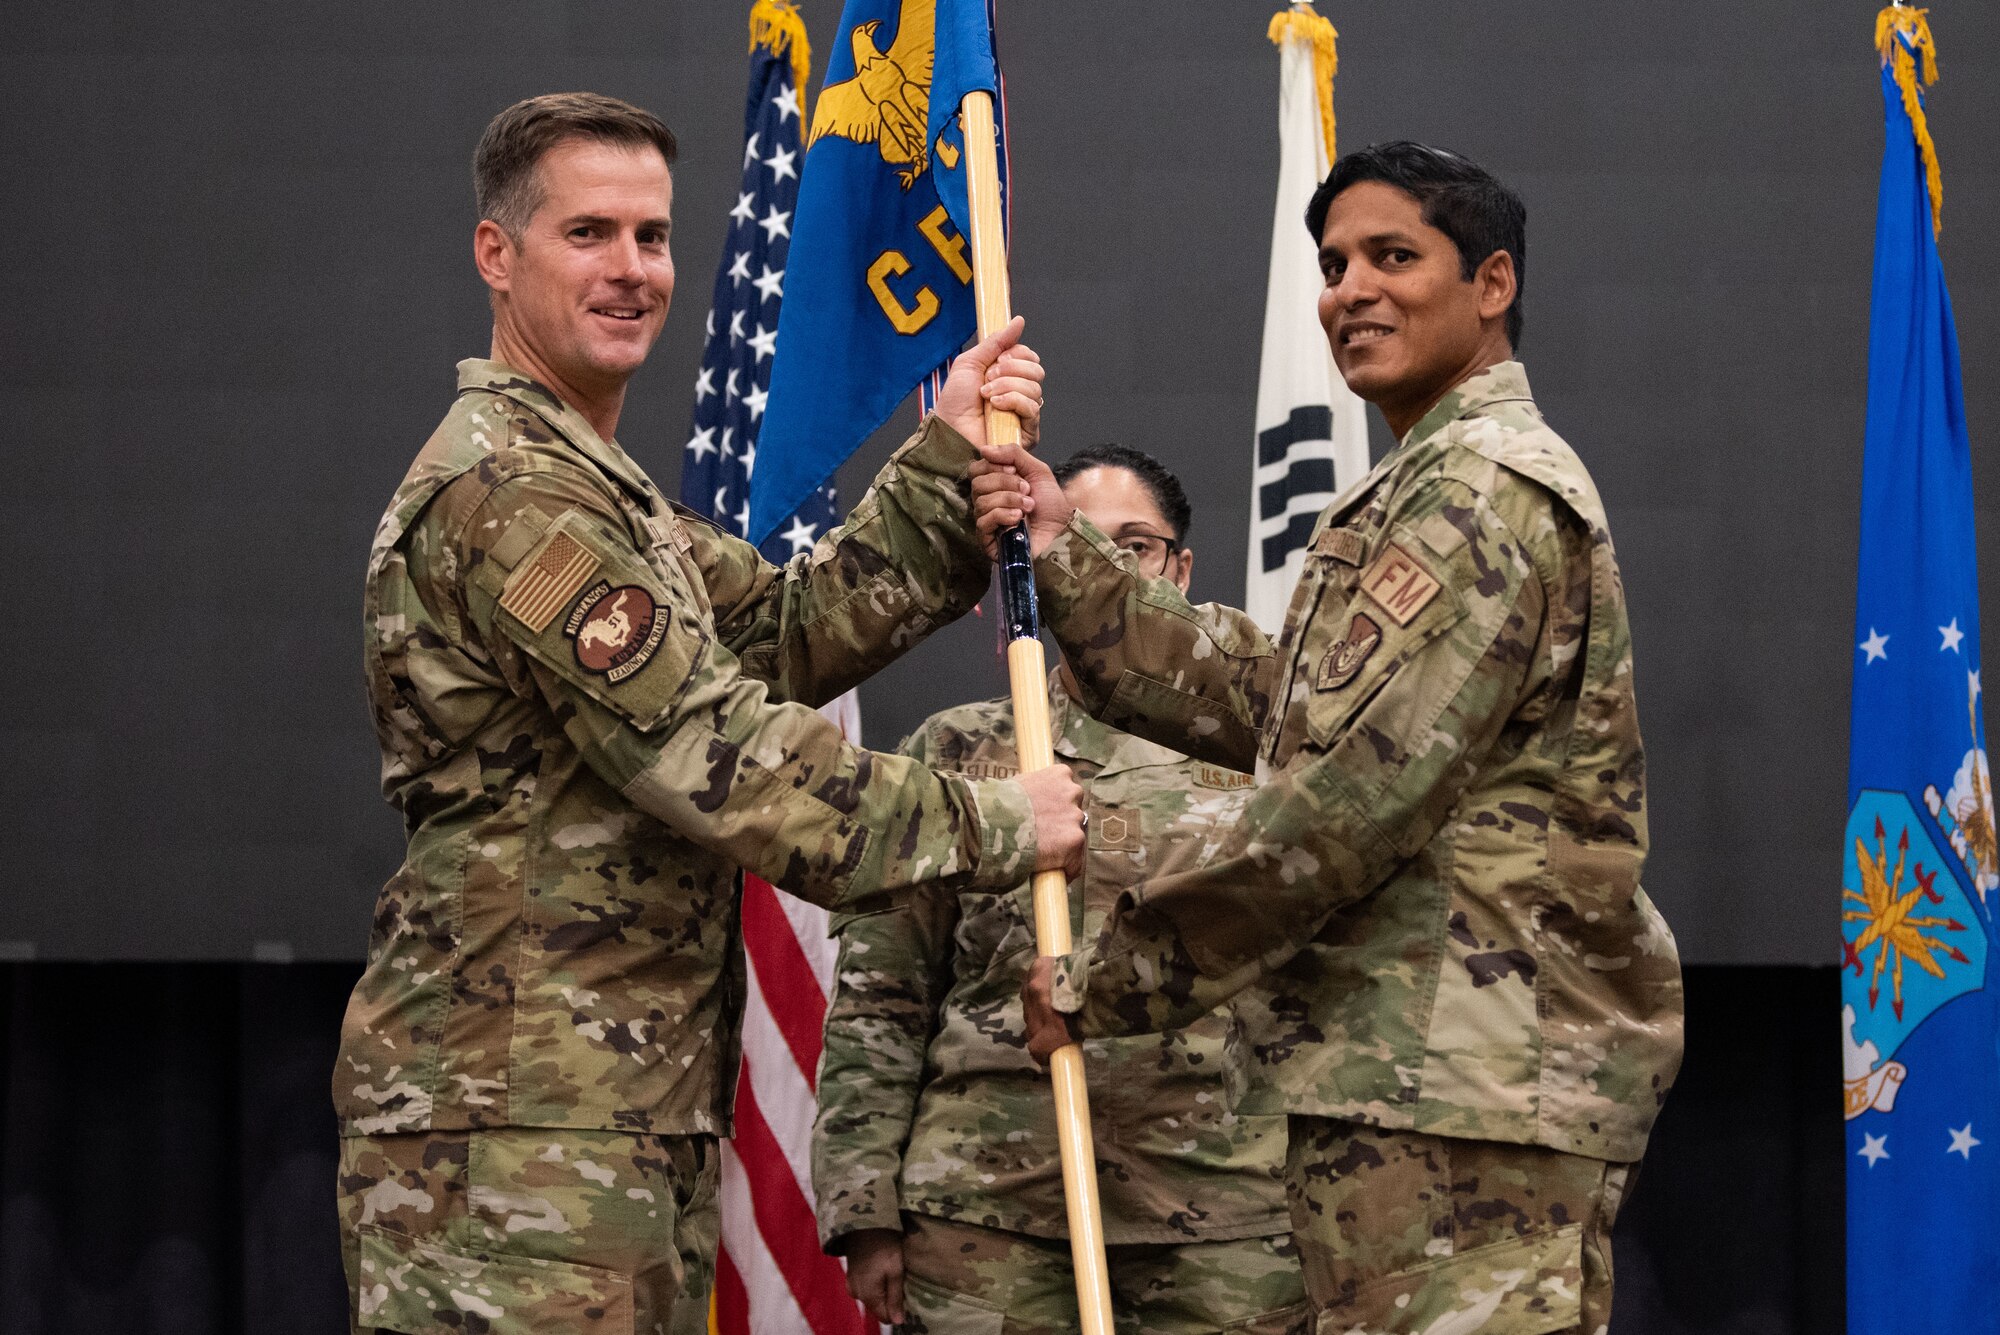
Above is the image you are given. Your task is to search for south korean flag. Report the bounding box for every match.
[1246,14,1369,633]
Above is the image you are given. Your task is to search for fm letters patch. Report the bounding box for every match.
[564,582,667,683]
[1358,542,1442,627]
[1319,611,1382,689]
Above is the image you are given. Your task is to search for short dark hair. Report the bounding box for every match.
[1305,141,1527,348]
[474,92,679,237]
[1052,444,1192,543]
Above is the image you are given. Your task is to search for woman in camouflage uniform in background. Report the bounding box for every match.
[812,446,1308,1335]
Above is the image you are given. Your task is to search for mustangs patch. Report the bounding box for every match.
[565,582,667,683]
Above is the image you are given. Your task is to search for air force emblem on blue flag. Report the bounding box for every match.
[751,0,1000,546]
[1842,790,1986,1111]
[1844,12,2000,1332]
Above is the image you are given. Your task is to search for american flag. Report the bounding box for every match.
[683,8,873,1333]
[681,5,837,561]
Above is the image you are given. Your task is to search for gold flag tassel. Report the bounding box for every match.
[750,0,812,116]
[1268,2,1339,160]
[1875,4,1943,236]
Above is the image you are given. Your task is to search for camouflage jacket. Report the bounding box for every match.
[1041,363,1683,1163]
[812,678,1290,1248]
[335,359,1037,1139]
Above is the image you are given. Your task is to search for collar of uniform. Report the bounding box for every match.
[1397,359,1535,452]
[455,358,659,508]
[1049,669,1184,777]
[1303,362,1537,536]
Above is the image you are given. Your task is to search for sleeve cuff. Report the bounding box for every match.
[1048,896,1157,1037]
[821,1199,905,1255]
[1047,945,1094,1015]
[1034,510,1147,647]
[894,412,979,483]
[965,774,1038,888]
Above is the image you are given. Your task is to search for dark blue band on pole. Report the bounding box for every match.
[999,524,1039,641]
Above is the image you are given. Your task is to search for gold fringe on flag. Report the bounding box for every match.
[1875,5,1943,236]
[750,0,812,118]
[1268,2,1339,160]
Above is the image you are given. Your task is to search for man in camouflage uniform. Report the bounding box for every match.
[986,144,1684,1333]
[334,93,1083,1335]
[814,447,1308,1335]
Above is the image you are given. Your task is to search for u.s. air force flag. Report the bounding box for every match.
[750,0,1001,547]
[1843,11,2000,1332]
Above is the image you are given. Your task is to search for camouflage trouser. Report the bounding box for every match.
[1284,1117,1628,1335]
[336,1128,719,1335]
[898,1211,1310,1335]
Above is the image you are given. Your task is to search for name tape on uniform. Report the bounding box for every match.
[955,760,1020,781]
[1313,527,1368,566]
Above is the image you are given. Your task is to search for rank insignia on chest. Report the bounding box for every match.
[1318,612,1381,689]
[565,582,667,682]
[498,529,601,634]
[1358,542,1442,626]
[1089,810,1137,851]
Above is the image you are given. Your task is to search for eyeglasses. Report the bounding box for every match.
[1114,533,1182,575]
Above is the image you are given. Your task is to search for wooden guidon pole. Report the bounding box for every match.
[957,89,1117,1335]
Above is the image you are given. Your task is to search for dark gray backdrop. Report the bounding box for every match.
[5,1,1995,964]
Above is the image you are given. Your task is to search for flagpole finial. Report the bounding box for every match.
[1268,4,1339,160]
[749,0,812,111]
[1875,5,1943,235]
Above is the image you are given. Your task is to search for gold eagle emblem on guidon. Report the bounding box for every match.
[808,0,942,189]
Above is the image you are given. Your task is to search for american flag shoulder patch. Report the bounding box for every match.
[498,528,601,633]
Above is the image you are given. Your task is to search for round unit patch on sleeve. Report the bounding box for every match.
[564,583,668,682]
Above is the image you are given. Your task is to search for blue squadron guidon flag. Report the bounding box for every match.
[680,2,835,562]
[749,0,1002,547]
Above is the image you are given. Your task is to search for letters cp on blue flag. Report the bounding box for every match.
[1843,11,2000,1334]
[749,0,1001,547]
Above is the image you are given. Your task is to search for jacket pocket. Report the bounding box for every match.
[901,1270,1007,1335]
[1304,555,1467,751]
[353,1224,634,1334]
[1316,1223,1583,1334]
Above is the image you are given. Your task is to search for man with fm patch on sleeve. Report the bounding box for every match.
[980,143,1683,1334]
[333,92,1082,1335]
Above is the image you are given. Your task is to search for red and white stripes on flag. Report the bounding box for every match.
[712,691,872,1335]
